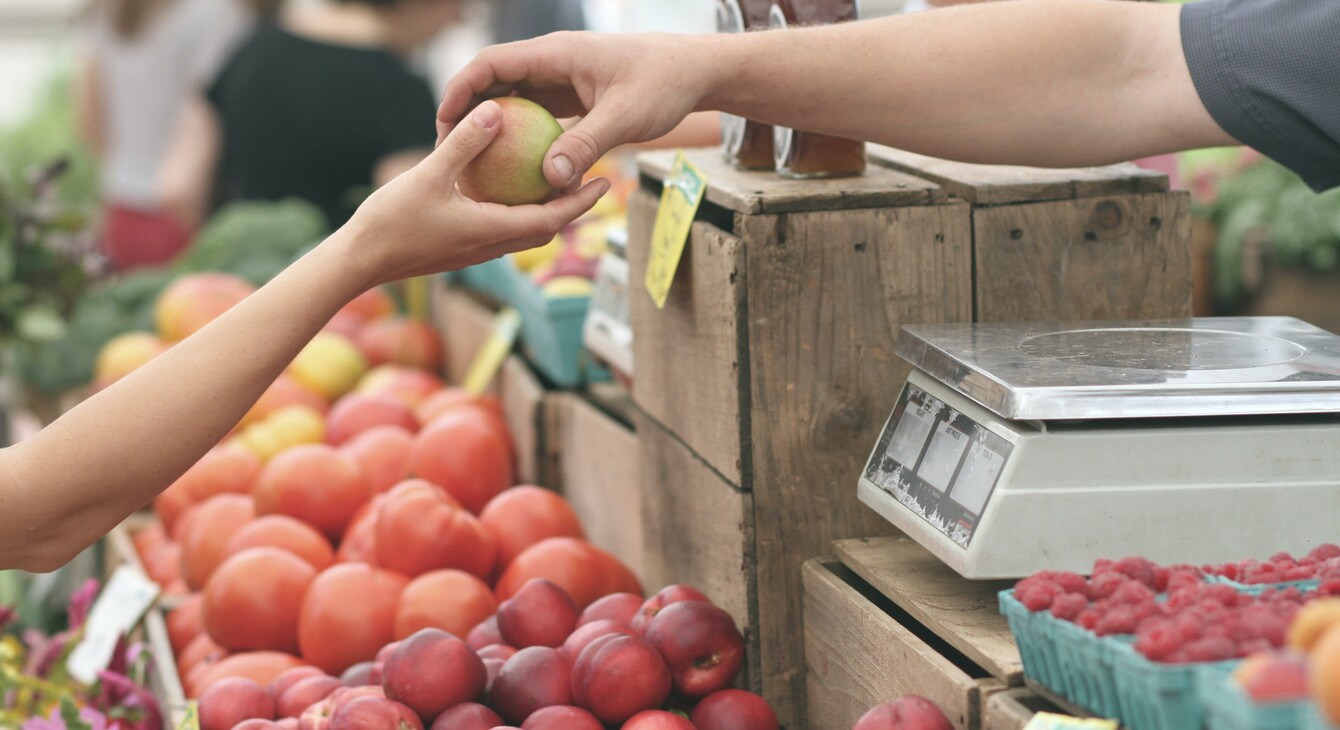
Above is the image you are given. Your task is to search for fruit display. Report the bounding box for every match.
[852,696,953,730]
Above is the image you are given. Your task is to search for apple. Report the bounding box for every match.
[630,585,711,633]
[490,646,573,723]
[232,721,283,730]
[276,675,343,718]
[429,703,503,730]
[328,696,422,730]
[468,615,504,649]
[578,593,643,628]
[340,662,375,687]
[561,619,637,660]
[200,678,276,730]
[268,667,326,702]
[478,643,519,662]
[457,97,563,206]
[853,696,954,730]
[297,698,333,730]
[620,710,696,729]
[571,634,671,724]
[643,601,744,699]
[382,628,487,719]
[520,705,602,730]
[498,578,579,649]
[690,689,779,730]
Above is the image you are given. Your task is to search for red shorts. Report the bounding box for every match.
[101,204,193,271]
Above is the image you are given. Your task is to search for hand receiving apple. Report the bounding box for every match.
[436,33,713,191]
[340,99,610,290]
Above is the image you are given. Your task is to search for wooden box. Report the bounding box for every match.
[627,147,1191,726]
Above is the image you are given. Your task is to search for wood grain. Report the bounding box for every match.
[629,191,748,486]
[834,536,1023,684]
[638,148,942,215]
[430,280,501,395]
[973,192,1194,321]
[983,689,1055,730]
[742,202,974,723]
[498,355,545,486]
[555,393,645,578]
[868,145,1169,206]
[636,409,755,666]
[804,560,988,730]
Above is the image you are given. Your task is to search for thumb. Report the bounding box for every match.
[429,99,503,182]
[543,106,627,189]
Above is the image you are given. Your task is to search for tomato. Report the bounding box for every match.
[154,476,195,534]
[298,563,409,674]
[479,486,586,569]
[394,569,497,640]
[204,548,317,653]
[180,494,255,591]
[191,651,306,698]
[167,593,205,655]
[225,515,335,571]
[495,537,643,610]
[253,444,369,541]
[176,444,263,502]
[407,408,513,514]
[414,388,506,430]
[178,624,226,671]
[141,541,183,588]
[375,481,495,579]
[339,426,414,494]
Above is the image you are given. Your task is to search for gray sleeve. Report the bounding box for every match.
[1180,0,1340,191]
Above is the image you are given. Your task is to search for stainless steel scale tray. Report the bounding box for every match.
[896,317,1340,420]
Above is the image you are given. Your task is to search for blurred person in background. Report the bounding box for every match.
[75,0,255,271]
[492,0,585,44]
[157,0,461,230]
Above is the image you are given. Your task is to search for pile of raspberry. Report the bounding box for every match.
[1011,556,1340,664]
[1202,544,1340,585]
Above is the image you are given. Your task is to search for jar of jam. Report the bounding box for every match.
[769,0,866,179]
[716,0,776,170]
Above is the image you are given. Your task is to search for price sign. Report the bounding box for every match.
[1023,712,1118,730]
[644,152,707,309]
[66,566,159,684]
[462,307,521,396]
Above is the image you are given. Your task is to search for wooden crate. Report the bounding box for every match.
[549,392,645,578]
[627,147,1190,726]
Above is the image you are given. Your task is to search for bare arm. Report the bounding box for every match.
[0,101,610,573]
[438,0,1234,187]
[156,95,222,226]
[74,56,105,157]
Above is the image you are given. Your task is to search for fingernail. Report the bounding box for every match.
[471,101,500,129]
[552,154,575,184]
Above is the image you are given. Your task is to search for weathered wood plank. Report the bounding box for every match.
[555,394,645,578]
[983,688,1062,730]
[628,191,747,486]
[638,148,943,215]
[635,410,754,656]
[804,560,984,730]
[973,192,1194,321]
[430,280,500,395]
[498,355,544,486]
[743,202,974,723]
[835,536,1023,685]
[868,145,1169,206]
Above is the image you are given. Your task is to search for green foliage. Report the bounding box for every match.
[180,198,329,285]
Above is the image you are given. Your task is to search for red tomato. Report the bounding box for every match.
[298,563,409,674]
[203,548,317,654]
[495,538,643,610]
[407,408,513,514]
[479,486,586,569]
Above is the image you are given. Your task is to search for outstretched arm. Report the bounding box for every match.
[0,100,610,573]
[438,0,1232,188]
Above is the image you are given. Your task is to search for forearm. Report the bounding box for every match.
[0,227,374,572]
[701,0,1230,166]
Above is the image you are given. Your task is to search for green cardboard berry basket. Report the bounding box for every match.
[1199,663,1310,730]
[1304,704,1340,730]
[1110,640,1240,730]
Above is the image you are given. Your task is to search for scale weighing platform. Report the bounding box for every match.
[858,317,1340,579]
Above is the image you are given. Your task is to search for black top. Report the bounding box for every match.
[207,24,437,227]
[1181,0,1340,192]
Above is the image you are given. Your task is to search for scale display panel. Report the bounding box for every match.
[863,381,1014,548]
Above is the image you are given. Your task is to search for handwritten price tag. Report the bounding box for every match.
[66,566,159,685]
[1023,712,1118,730]
[644,151,707,309]
[462,307,521,396]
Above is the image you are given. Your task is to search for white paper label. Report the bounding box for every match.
[66,565,160,684]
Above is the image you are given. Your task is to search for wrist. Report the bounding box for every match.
[693,33,745,113]
[308,223,381,303]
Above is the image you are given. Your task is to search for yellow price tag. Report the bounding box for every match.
[1023,712,1118,730]
[644,151,707,309]
[176,701,200,730]
[462,307,522,396]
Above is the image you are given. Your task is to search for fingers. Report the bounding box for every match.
[491,177,612,241]
[428,100,503,182]
[543,108,629,189]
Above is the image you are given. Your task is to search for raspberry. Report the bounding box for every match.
[1238,638,1272,655]
[1017,581,1063,612]
[1092,558,1114,575]
[1315,580,1340,597]
[1050,592,1089,621]
[1132,600,1165,624]
[1111,581,1156,606]
[1095,605,1139,636]
[1283,566,1316,581]
[1113,557,1159,589]
[1310,544,1340,561]
[1212,562,1241,581]
[1051,572,1090,598]
[1076,608,1101,631]
[1166,569,1203,594]
[1271,551,1296,565]
[1237,605,1287,646]
[1181,636,1240,663]
[1202,584,1243,607]
[1089,572,1126,600]
[1134,619,1183,661]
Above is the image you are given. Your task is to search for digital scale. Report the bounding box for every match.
[858,317,1340,579]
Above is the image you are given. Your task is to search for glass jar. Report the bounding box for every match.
[769,0,866,179]
[716,0,777,170]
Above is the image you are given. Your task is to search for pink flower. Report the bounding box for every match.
[67,579,100,631]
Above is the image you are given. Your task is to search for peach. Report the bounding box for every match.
[325,393,418,446]
[176,444,263,502]
[254,444,369,541]
[490,647,574,723]
[328,696,421,730]
[457,98,562,206]
[477,644,518,662]
[167,594,205,655]
[644,601,744,700]
[578,593,643,628]
[355,316,443,372]
[468,616,504,650]
[340,426,413,494]
[267,666,325,702]
[277,675,343,719]
[337,288,395,324]
[1233,651,1309,702]
[374,482,495,579]
[498,579,578,649]
[690,689,780,730]
[383,628,487,719]
[620,710,696,730]
[571,634,670,724]
[853,696,954,730]
[395,569,497,641]
[479,486,585,569]
[203,548,316,653]
[199,677,275,730]
[560,619,636,661]
[520,705,602,730]
[289,333,368,402]
[630,585,710,634]
[339,662,375,687]
[428,703,502,730]
[155,272,255,342]
[94,331,168,385]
